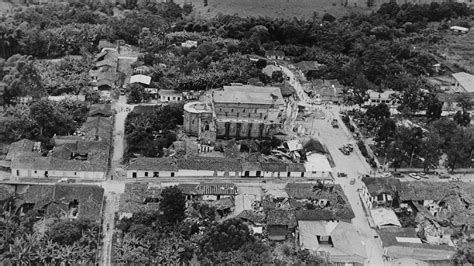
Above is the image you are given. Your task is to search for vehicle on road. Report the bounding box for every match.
[337,172,347,177]
[392,172,403,178]
[418,172,428,179]
[350,178,356,185]
[58,178,75,183]
[449,176,461,182]
[331,119,339,128]
[408,173,420,180]
[381,172,391,177]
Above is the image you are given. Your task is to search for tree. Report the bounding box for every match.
[418,130,442,172]
[200,218,253,254]
[29,99,56,138]
[127,83,148,104]
[425,94,443,120]
[160,186,186,224]
[271,70,284,82]
[454,111,471,127]
[445,128,474,171]
[255,59,267,69]
[47,221,83,246]
[322,13,336,23]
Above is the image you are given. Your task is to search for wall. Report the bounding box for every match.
[12,168,106,180]
[126,170,175,179]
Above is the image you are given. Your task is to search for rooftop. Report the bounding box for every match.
[399,181,456,201]
[452,72,474,93]
[295,61,324,72]
[159,89,181,96]
[5,139,37,161]
[177,156,242,172]
[130,74,151,85]
[184,102,213,114]
[265,50,285,57]
[194,182,238,195]
[88,104,112,117]
[362,177,401,197]
[213,85,284,106]
[267,209,297,227]
[128,157,178,171]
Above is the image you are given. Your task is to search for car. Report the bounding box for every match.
[418,172,428,179]
[449,176,461,182]
[392,172,403,178]
[331,119,339,128]
[408,173,420,180]
[337,172,347,178]
[381,172,391,177]
[350,178,356,185]
[439,174,451,179]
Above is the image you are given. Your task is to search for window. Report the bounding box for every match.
[44,171,49,177]
[168,97,170,101]
[74,172,77,175]
[256,171,261,177]
[145,172,148,177]
[153,172,159,177]
[34,170,37,174]
[377,194,384,201]
[132,172,137,178]
[301,172,305,177]
[16,170,19,176]
[244,171,250,177]
[287,172,291,177]
[171,172,175,177]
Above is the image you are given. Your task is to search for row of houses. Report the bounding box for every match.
[7,104,113,180]
[126,155,334,180]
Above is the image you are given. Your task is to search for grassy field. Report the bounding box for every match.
[177,0,374,19]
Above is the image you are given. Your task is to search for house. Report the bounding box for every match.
[246,54,267,62]
[159,89,182,102]
[298,220,367,265]
[364,90,401,108]
[436,93,463,113]
[294,61,324,79]
[194,182,238,201]
[177,157,242,177]
[237,209,266,234]
[304,79,344,104]
[98,39,116,51]
[451,72,474,94]
[118,182,162,219]
[378,227,456,263]
[5,139,41,161]
[133,65,152,75]
[361,177,401,209]
[130,74,152,86]
[304,153,333,180]
[286,183,355,222]
[450,26,469,34]
[181,40,198,48]
[90,49,118,91]
[127,157,177,179]
[241,161,263,178]
[370,207,402,229]
[11,183,104,221]
[145,88,158,98]
[88,104,112,117]
[267,209,297,241]
[265,50,285,60]
[262,65,282,77]
[182,90,202,101]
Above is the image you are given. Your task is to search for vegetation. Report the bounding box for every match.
[0,211,100,264]
[124,104,183,161]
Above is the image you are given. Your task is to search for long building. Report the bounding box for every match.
[183,84,287,140]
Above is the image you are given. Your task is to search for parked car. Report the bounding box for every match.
[350,178,356,185]
[381,172,391,177]
[408,173,421,180]
[337,172,347,177]
[392,172,403,178]
[418,172,428,179]
[331,119,339,128]
[449,176,461,182]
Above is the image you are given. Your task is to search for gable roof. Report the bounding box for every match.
[267,209,296,227]
[81,117,113,142]
[88,104,112,117]
[265,50,285,57]
[295,61,324,72]
[177,157,242,172]
[5,139,37,161]
[399,181,455,201]
[362,177,401,197]
[130,74,151,85]
[194,183,238,195]
[237,210,266,224]
[452,72,474,93]
[128,157,178,171]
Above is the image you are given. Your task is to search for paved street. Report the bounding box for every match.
[310,105,386,265]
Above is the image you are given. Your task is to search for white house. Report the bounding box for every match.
[450,26,469,34]
[159,89,182,102]
[130,74,151,86]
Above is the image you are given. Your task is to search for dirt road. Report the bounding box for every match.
[101,192,120,266]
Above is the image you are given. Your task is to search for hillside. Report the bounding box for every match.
[177,0,373,19]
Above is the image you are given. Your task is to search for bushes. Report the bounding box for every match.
[357,140,368,157]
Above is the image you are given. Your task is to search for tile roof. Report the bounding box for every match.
[265,50,285,57]
[237,210,266,224]
[399,181,455,201]
[267,209,296,227]
[128,157,178,171]
[378,227,456,251]
[240,161,262,171]
[5,139,36,161]
[261,162,288,172]
[362,177,401,197]
[295,61,324,72]
[50,184,104,221]
[80,117,112,142]
[214,85,284,106]
[159,89,181,97]
[88,104,112,117]
[177,183,199,194]
[119,182,162,214]
[177,156,242,172]
[194,183,238,195]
